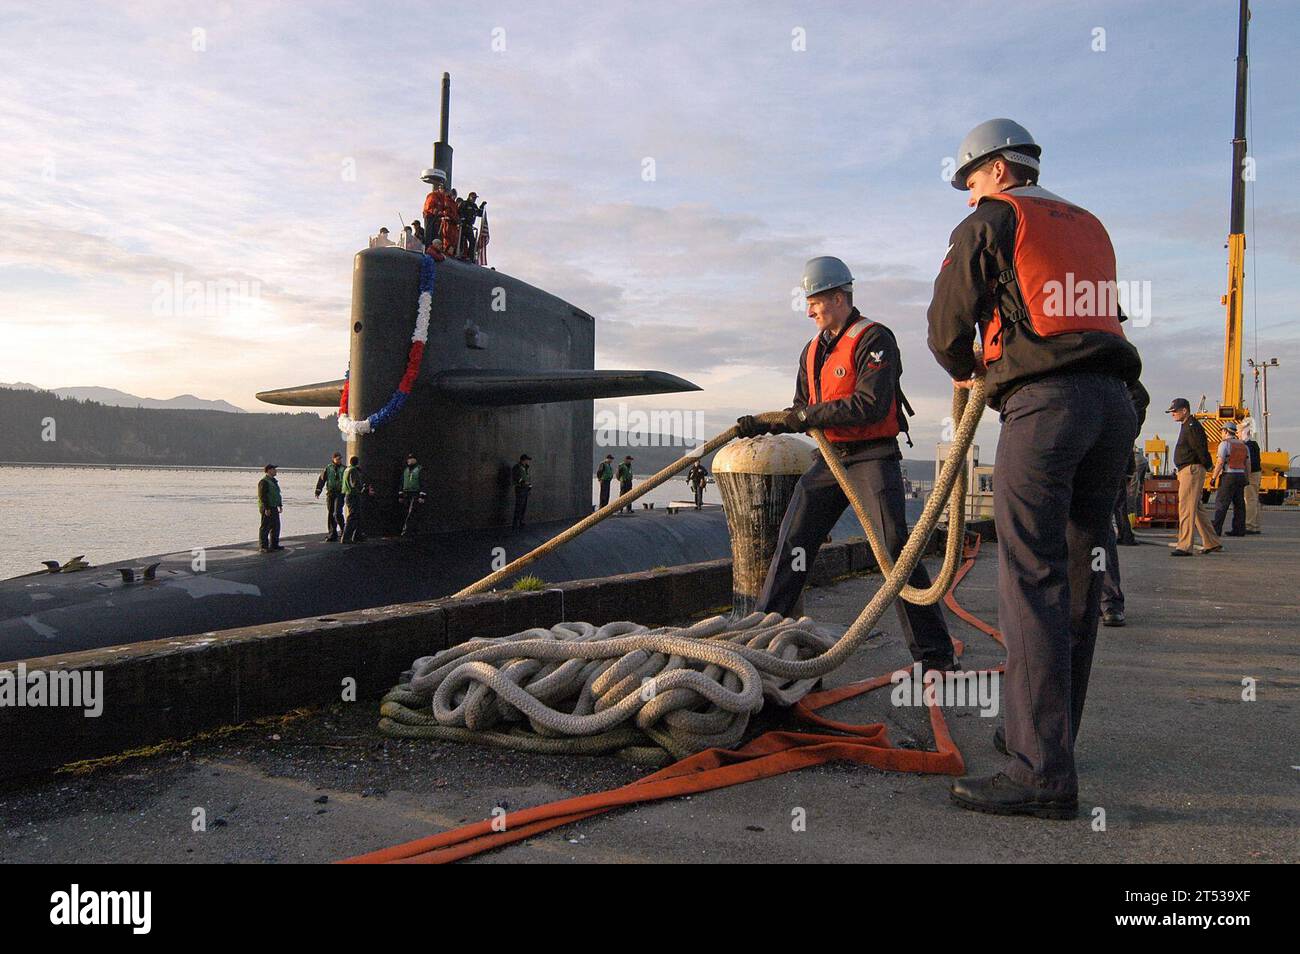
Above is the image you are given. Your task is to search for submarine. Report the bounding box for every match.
[0,75,744,663]
[0,74,882,664]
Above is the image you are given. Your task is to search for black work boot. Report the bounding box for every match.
[921,656,960,676]
[992,724,1007,755]
[949,773,1078,820]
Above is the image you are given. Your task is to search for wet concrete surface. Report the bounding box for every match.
[1,511,1295,863]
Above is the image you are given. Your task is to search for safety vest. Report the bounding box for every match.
[804,318,900,444]
[980,187,1126,363]
[596,462,614,482]
[402,465,421,492]
[617,462,633,483]
[424,190,458,220]
[1223,439,1248,472]
[343,465,361,495]
[324,462,345,492]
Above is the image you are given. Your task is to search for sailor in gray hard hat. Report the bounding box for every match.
[929,119,1143,819]
[736,257,955,674]
[800,255,855,297]
[951,118,1041,191]
[1211,420,1249,537]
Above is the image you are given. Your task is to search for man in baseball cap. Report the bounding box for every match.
[1168,399,1220,555]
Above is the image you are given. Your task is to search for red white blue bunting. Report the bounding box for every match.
[337,254,435,437]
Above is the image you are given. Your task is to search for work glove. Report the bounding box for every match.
[735,415,770,438]
[769,409,806,435]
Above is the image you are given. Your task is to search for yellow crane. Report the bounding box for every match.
[1198,0,1290,502]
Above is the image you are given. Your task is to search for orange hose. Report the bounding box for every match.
[341,534,1002,865]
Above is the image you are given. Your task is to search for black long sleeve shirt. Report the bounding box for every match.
[1174,417,1213,469]
[791,309,904,460]
[926,193,1142,410]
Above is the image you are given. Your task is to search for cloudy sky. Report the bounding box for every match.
[2,0,1297,456]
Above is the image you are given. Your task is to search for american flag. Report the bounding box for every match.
[476,209,490,266]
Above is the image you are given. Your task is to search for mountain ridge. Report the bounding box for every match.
[0,382,246,413]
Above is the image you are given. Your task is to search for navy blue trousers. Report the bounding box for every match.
[1212,474,1247,536]
[756,451,954,667]
[994,373,1137,794]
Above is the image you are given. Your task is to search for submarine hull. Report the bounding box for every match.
[0,503,900,664]
[0,510,731,664]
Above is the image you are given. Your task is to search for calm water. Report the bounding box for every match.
[0,465,718,580]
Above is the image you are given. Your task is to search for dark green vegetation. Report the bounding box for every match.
[0,387,338,467]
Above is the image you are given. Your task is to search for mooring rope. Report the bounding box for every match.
[379,383,984,761]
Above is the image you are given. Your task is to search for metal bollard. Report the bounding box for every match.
[712,435,815,617]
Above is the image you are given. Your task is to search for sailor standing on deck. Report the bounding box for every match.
[257,464,284,552]
[459,192,481,260]
[736,256,956,673]
[926,119,1141,818]
[399,453,426,537]
[1099,382,1150,628]
[511,454,533,530]
[422,168,460,255]
[616,456,635,514]
[1211,421,1249,537]
[1239,418,1263,534]
[687,460,709,509]
[596,454,615,509]
[315,451,346,542]
[341,456,372,544]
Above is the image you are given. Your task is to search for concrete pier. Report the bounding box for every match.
[0,512,1294,863]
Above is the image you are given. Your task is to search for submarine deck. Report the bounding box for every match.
[1,510,1295,864]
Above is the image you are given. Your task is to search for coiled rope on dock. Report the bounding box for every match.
[379,383,984,762]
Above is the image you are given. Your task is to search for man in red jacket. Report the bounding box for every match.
[421,168,460,254]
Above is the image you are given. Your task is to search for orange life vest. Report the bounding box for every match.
[1223,439,1248,471]
[804,317,900,443]
[424,190,458,219]
[980,187,1126,362]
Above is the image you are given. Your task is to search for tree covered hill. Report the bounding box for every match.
[0,387,339,467]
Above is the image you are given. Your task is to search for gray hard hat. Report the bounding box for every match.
[801,256,854,297]
[1222,421,1238,433]
[952,118,1041,190]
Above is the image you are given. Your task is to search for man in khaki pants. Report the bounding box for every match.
[1168,398,1220,556]
[1240,417,1263,534]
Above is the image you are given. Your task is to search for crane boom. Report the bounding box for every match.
[1220,0,1249,414]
